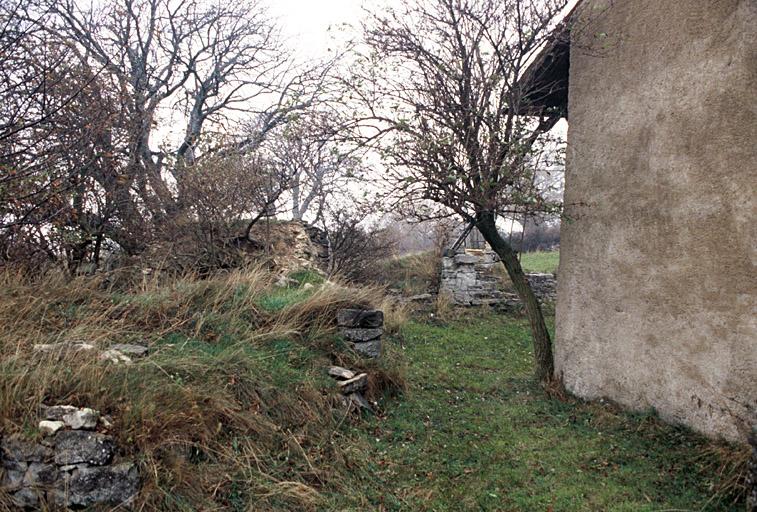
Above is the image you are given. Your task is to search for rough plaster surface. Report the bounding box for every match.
[556,0,757,442]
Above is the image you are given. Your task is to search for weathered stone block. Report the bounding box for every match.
[1,435,53,462]
[11,487,40,508]
[52,462,139,508]
[54,431,115,466]
[23,462,58,487]
[342,327,382,342]
[1,467,25,491]
[337,373,368,394]
[39,420,65,436]
[62,407,99,430]
[40,405,78,420]
[454,254,480,265]
[337,309,384,328]
[110,343,149,357]
[352,340,381,358]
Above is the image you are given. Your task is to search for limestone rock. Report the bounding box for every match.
[54,431,115,466]
[1,466,25,491]
[340,392,373,413]
[33,342,95,355]
[40,404,78,420]
[62,407,99,430]
[342,327,382,343]
[54,462,139,508]
[328,366,355,380]
[110,343,149,357]
[1,435,53,462]
[337,309,384,328]
[23,462,58,487]
[454,253,480,265]
[337,373,368,394]
[39,420,65,436]
[352,340,381,358]
[10,487,40,508]
[99,349,133,364]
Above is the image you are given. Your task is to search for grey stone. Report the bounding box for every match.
[11,487,40,508]
[342,393,373,413]
[405,293,434,302]
[23,462,58,487]
[99,349,133,364]
[342,327,382,343]
[39,420,65,436]
[54,431,115,466]
[337,309,384,328]
[1,435,53,462]
[454,254,480,265]
[328,366,355,380]
[1,468,25,491]
[352,340,381,358]
[337,373,368,394]
[40,404,78,421]
[62,407,99,430]
[53,462,139,508]
[110,343,149,357]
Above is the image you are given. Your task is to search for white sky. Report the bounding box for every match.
[268,0,372,59]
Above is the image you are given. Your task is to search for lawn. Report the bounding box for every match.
[331,311,742,511]
[519,250,560,274]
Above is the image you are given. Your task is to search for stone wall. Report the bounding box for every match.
[440,250,507,306]
[1,405,138,509]
[440,250,557,306]
[557,0,757,442]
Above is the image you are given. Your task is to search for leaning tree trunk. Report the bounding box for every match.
[475,211,555,385]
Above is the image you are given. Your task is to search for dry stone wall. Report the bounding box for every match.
[0,405,138,509]
[440,250,557,306]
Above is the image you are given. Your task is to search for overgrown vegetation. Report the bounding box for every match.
[0,267,406,510]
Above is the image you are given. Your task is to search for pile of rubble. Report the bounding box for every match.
[338,309,384,358]
[32,342,149,365]
[328,366,373,412]
[1,405,138,509]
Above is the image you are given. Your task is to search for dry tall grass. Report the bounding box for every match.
[0,266,406,511]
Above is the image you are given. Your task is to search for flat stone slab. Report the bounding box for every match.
[109,343,149,357]
[337,309,384,328]
[342,327,383,343]
[337,373,368,394]
[328,366,355,380]
[54,462,139,508]
[54,431,115,466]
[40,404,78,420]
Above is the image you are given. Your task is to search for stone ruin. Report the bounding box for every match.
[440,224,557,306]
[338,309,384,358]
[1,405,138,509]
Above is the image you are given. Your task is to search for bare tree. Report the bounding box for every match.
[354,0,569,384]
[264,113,363,223]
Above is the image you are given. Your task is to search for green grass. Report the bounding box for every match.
[520,250,559,274]
[329,312,742,511]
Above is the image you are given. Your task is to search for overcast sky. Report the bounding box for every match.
[269,0,368,59]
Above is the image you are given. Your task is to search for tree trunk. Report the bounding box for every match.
[475,211,555,384]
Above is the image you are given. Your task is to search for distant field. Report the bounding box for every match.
[520,250,559,274]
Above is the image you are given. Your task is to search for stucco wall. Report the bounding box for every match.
[556,0,756,442]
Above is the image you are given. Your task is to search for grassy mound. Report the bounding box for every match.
[0,267,406,510]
